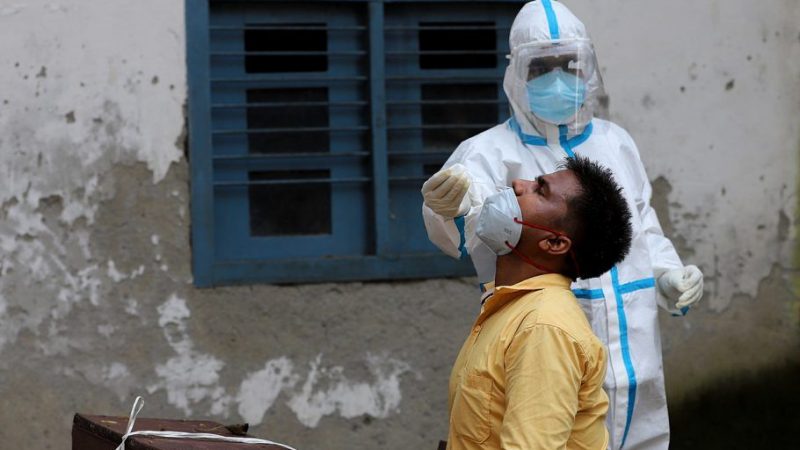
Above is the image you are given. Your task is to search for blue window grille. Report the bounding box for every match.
[187,0,522,286]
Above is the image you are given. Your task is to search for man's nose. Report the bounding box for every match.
[512,179,536,195]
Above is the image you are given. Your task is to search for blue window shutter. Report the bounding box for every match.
[188,1,523,286]
[368,1,391,256]
[187,0,214,287]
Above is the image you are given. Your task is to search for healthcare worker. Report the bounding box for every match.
[421,1,704,449]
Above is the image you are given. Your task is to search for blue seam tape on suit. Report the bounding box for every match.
[573,288,604,299]
[573,276,653,300]
[618,277,655,294]
[558,125,575,157]
[567,122,593,148]
[508,117,547,146]
[454,216,468,259]
[541,0,560,40]
[508,117,594,150]
[612,266,637,448]
[508,116,594,152]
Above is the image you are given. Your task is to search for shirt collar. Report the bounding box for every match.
[478,274,572,323]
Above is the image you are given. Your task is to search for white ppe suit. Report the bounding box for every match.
[423,1,684,448]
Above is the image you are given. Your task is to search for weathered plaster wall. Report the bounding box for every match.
[568,0,800,404]
[0,1,797,450]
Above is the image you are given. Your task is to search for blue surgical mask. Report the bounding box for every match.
[526,69,587,124]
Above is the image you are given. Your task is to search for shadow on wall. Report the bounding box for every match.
[669,361,800,449]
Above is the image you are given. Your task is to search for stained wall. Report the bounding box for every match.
[0,1,797,449]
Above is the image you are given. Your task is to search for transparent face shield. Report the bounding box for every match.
[513,39,596,82]
[509,39,604,127]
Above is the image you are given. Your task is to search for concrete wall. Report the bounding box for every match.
[0,1,797,449]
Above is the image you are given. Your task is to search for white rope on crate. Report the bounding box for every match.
[115,396,298,450]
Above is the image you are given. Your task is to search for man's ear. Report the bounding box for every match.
[537,235,572,255]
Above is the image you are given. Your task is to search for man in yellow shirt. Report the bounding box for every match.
[447,156,633,450]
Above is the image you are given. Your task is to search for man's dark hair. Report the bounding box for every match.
[562,156,633,279]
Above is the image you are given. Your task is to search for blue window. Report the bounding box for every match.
[187,0,521,286]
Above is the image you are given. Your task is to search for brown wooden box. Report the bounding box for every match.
[72,413,290,450]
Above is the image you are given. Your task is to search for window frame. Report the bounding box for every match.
[187,0,520,286]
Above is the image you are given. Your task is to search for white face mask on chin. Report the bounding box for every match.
[476,188,523,256]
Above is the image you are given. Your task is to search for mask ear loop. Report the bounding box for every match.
[505,241,556,273]
[510,218,582,278]
[513,217,561,235]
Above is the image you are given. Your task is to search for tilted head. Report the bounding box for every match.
[558,156,633,278]
[477,156,632,280]
[503,0,605,134]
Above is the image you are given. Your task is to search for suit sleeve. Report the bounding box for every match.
[617,128,684,311]
[421,138,507,261]
[500,324,583,450]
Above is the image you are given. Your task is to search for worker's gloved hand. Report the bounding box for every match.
[657,265,704,311]
[421,164,472,218]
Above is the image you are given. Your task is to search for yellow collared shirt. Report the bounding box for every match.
[447,274,609,450]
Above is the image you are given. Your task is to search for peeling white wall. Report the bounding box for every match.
[147,294,413,426]
[285,353,412,428]
[0,1,798,450]
[148,294,229,416]
[0,0,184,357]
[570,0,800,309]
[0,0,421,436]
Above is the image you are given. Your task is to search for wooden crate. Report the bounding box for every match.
[72,413,289,450]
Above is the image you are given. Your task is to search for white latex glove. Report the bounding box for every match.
[421,164,472,218]
[657,265,704,311]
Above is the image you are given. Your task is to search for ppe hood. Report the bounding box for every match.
[503,0,605,137]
